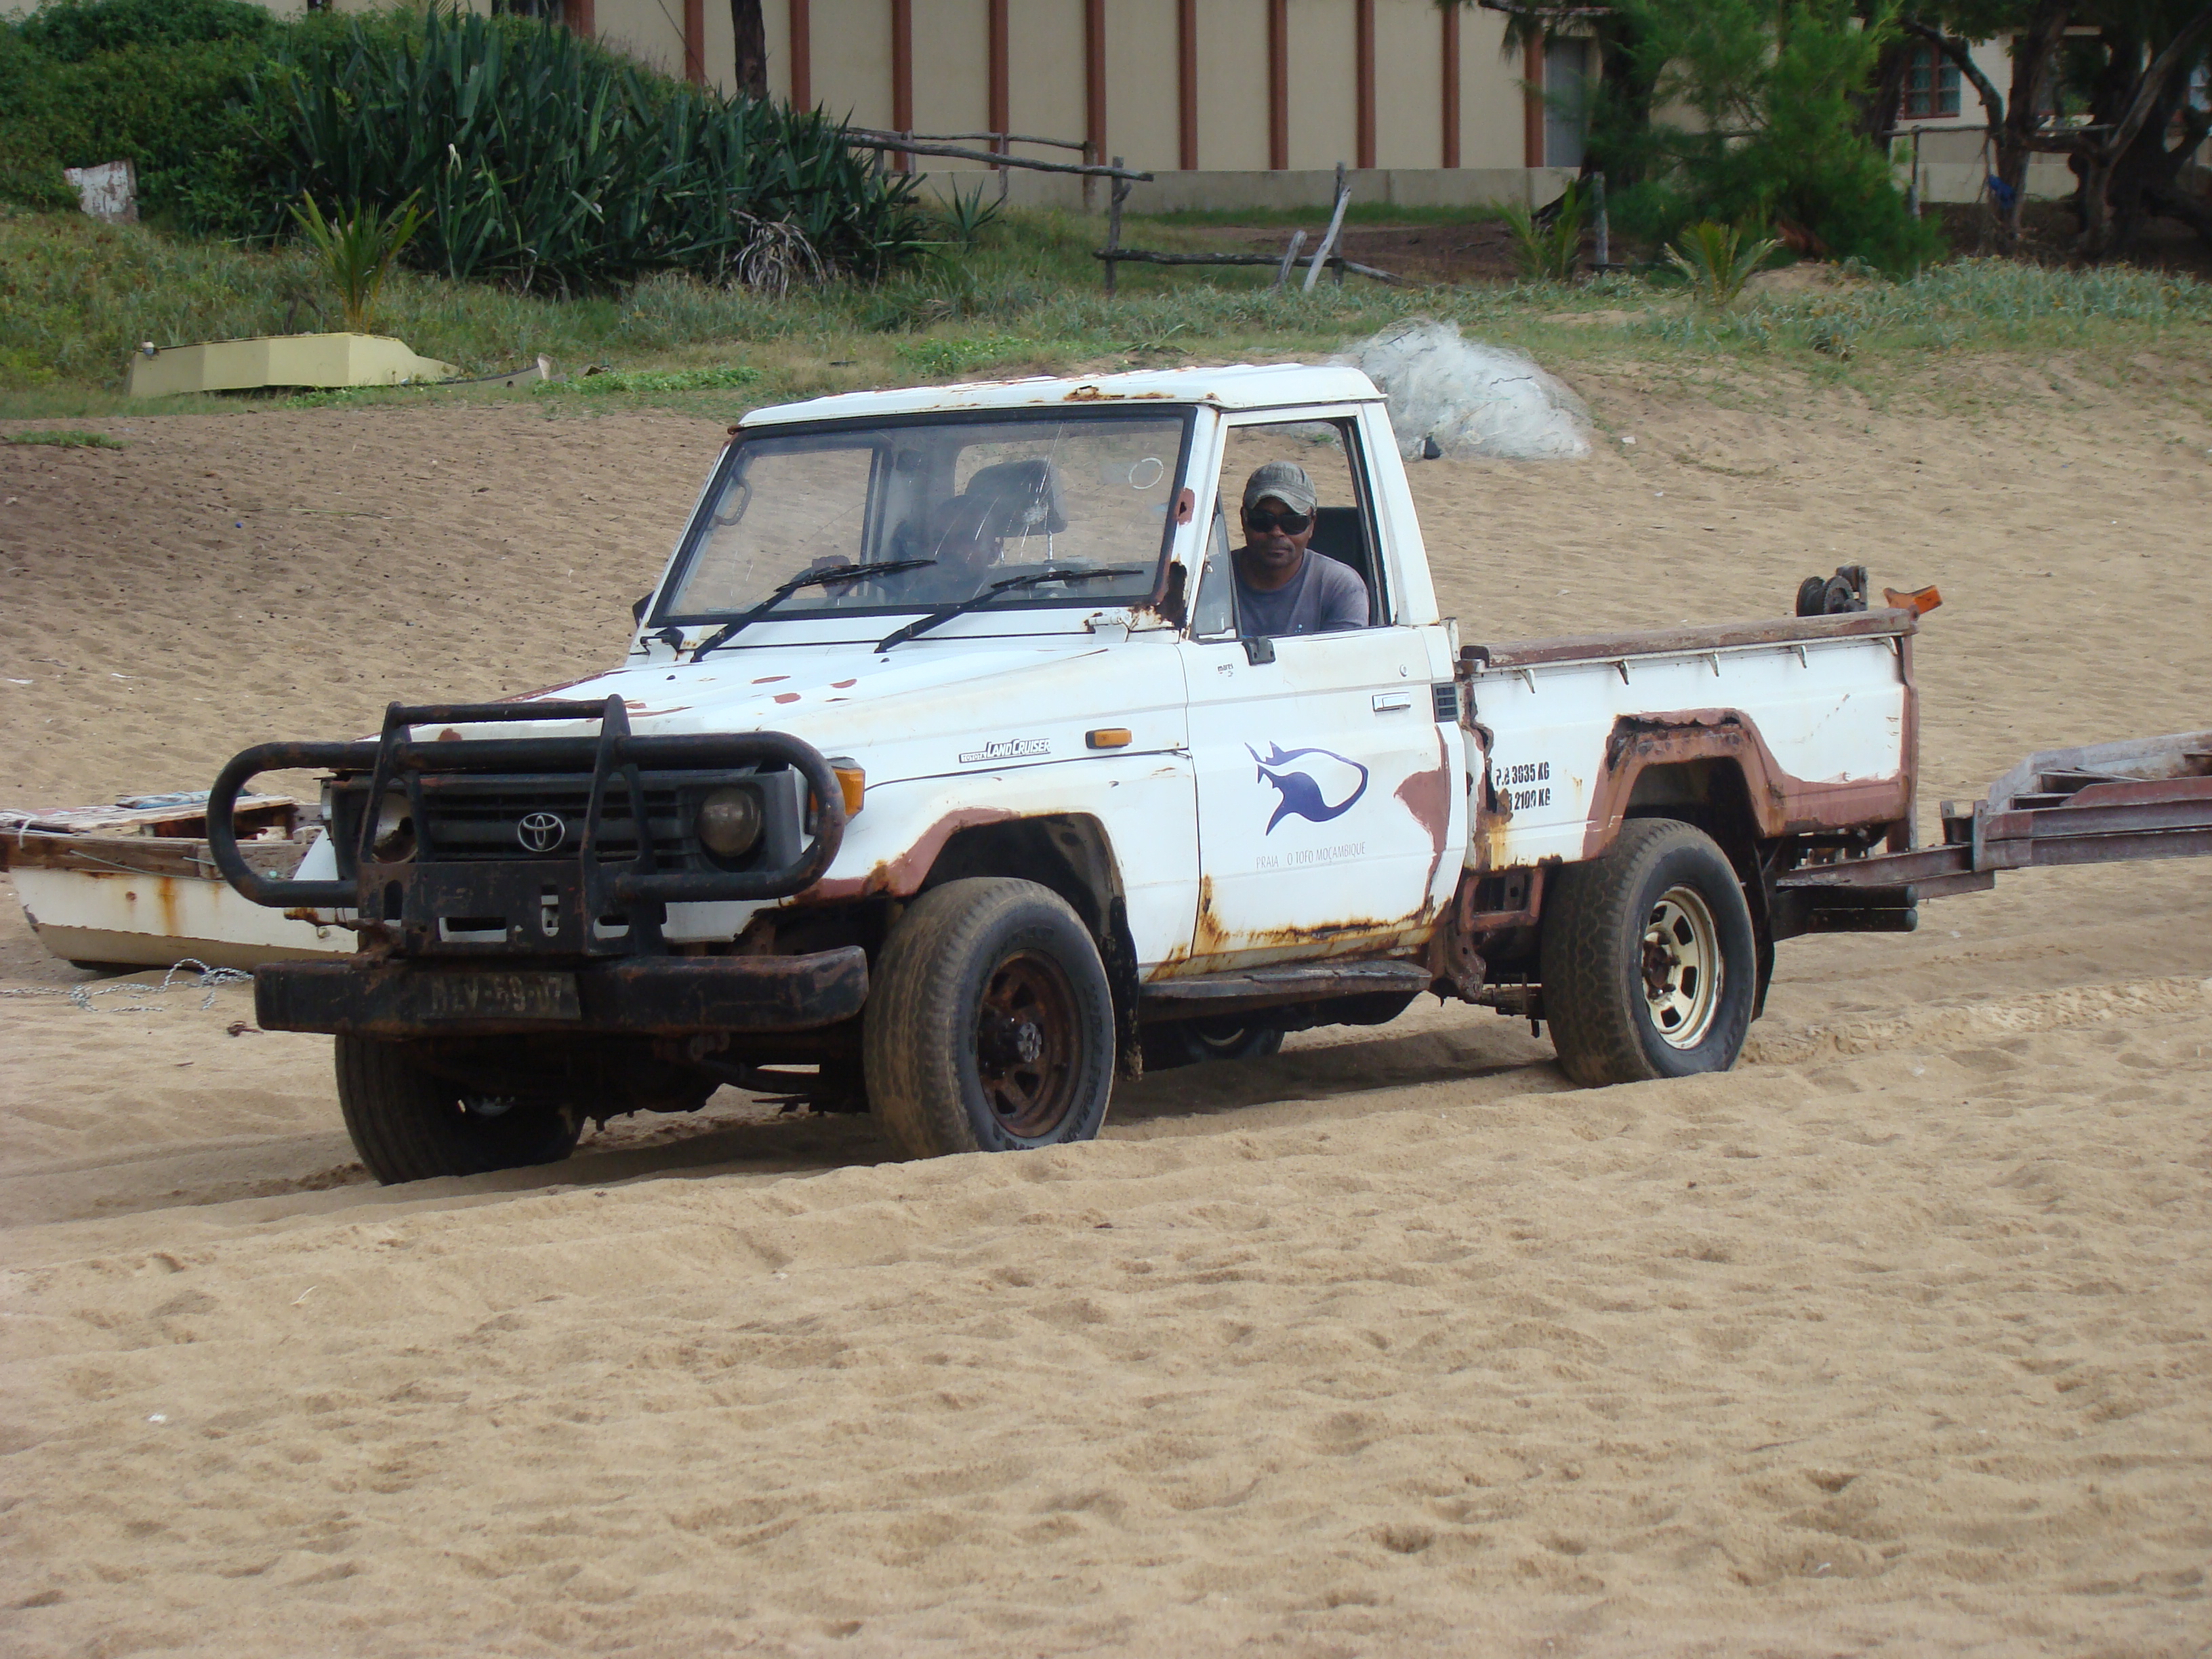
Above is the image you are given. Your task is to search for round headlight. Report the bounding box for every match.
[697,786,763,859]
[370,790,415,862]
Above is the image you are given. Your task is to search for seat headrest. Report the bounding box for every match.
[962,458,1067,535]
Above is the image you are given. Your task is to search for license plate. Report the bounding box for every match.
[422,972,581,1021]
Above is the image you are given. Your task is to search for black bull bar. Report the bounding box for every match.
[207,698,867,1038]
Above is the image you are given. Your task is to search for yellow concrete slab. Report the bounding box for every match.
[127,332,458,398]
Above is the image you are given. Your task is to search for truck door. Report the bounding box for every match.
[1174,413,1454,966]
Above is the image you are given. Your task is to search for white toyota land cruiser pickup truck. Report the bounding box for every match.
[208,363,1947,1182]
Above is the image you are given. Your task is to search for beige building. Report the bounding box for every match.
[88,0,1586,211]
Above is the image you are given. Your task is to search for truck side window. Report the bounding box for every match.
[1189,504,1237,638]
[1215,417,1387,628]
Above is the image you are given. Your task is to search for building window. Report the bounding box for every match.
[1902,43,1961,119]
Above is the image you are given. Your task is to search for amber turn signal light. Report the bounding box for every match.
[825,758,865,816]
[1086,728,1133,750]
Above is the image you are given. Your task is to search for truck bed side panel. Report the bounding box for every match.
[1467,632,1911,869]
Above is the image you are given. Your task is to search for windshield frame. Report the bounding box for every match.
[649,405,1197,631]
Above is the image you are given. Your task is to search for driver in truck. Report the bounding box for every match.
[1231,459,1369,636]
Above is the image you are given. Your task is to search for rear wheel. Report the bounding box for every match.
[1141,1017,1286,1071]
[1540,819,1757,1087]
[335,1034,583,1184]
[863,878,1115,1158]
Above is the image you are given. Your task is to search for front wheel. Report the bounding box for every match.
[335,1035,583,1184]
[863,878,1116,1158]
[1540,819,1758,1087]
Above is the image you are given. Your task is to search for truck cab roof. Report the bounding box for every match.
[741,363,1386,429]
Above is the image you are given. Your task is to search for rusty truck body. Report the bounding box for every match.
[205,365,2212,1182]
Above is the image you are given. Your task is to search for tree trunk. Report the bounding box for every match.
[731,0,767,100]
[1858,35,1910,148]
[1997,1,2071,248]
[1585,16,1662,190]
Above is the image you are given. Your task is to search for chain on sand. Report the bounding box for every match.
[0,959,253,1012]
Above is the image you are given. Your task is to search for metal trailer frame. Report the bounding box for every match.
[1772,729,2212,932]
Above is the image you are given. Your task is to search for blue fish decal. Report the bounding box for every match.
[1247,742,1370,833]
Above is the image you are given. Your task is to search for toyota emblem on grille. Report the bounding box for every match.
[517,812,567,853]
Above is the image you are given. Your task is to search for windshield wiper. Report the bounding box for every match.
[874,565,1147,653]
[691,558,936,661]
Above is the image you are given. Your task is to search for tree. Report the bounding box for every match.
[1904,1,2212,256]
[731,0,766,100]
[1471,1,1668,190]
[1626,0,1944,270]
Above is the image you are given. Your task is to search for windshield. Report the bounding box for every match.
[658,409,1190,625]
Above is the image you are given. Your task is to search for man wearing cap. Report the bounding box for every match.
[1232,460,1369,636]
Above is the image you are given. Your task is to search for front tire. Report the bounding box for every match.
[1540,819,1757,1087]
[864,878,1116,1158]
[335,1035,583,1184]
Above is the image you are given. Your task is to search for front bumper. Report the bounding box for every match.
[256,948,869,1038]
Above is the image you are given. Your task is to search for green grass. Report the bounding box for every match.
[2,428,126,447]
[3,204,2208,422]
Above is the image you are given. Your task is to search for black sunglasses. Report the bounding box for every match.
[1242,506,1313,535]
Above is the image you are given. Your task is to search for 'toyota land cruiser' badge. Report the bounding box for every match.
[959,738,1051,764]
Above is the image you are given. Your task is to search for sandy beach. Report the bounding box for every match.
[3,356,2210,1656]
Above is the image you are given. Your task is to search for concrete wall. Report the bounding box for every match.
[766,0,1547,188]
[1371,0,1435,170]
[1193,0,1274,173]
[911,0,990,150]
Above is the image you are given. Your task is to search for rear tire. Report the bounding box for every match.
[1141,1017,1286,1071]
[335,1034,583,1184]
[1540,819,1757,1087]
[864,878,1115,1159]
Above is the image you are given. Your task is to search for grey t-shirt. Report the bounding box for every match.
[1234,550,1370,636]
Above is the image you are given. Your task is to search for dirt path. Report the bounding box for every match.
[3,365,2210,1656]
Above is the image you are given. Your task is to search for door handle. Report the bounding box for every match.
[1371,692,1414,713]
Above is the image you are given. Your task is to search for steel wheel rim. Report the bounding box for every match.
[1641,884,1722,1049]
[975,949,1082,1138]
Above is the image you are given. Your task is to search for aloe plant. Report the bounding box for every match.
[1665,220,1782,309]
[289,193,425,334]
[259,9,926,292]
[941,178,1004,250]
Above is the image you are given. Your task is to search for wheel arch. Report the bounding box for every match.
[1610,752,1774,1017]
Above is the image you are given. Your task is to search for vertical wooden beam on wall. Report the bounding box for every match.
[1267,0,1288,171]
[1085,0,1108,170]
[989,0,1010,140]
[890,0,914,170]
[1440,1,1459,167]
[788,0,811,108]
[684,0,706,83]
[1523,38,1544,167]
[565,0,594,38]
[1177,0,1198,171]
[1355,0,1375,170]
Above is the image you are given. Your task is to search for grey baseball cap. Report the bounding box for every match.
[1242,459,1318,517]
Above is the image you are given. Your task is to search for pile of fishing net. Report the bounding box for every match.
[1336,319,1591,462]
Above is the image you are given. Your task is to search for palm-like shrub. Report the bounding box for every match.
[1500,181,1589,283]
[1664,220,1780,308]
[289,193,424,333]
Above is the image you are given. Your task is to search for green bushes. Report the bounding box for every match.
[0,17,275,225]
[1616,0,1944,276]
[0,1,926,291]
[16,0,271,59]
